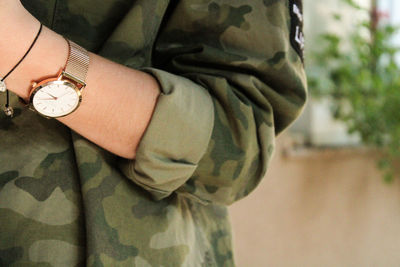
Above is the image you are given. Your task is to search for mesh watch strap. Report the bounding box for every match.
[63,38,89,85]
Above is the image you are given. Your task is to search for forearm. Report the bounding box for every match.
[1,4,160,159]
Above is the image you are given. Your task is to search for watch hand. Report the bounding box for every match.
[38,98,57,100]
[42,91,58,99]
[58,92,71,98]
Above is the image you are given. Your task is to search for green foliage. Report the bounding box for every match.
[308,1,400,182]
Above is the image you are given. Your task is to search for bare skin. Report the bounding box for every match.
[0,1,161,159]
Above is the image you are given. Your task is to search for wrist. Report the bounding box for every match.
[0,0,24,18]
[0,2,68,101]
[0,1,37,40]
[0,3,39,89]
[2,24,69,102]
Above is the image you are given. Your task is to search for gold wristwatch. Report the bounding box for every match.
[25,38,90,119]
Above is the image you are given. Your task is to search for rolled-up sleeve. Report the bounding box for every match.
[118,68,215,200]
[118,0,307,206]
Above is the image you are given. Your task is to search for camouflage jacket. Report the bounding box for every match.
[0,0,307,266]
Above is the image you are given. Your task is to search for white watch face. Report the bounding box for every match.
[32,81,81,118]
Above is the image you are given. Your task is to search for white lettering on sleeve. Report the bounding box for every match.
[295,26,305,50]
[293,4,303,22]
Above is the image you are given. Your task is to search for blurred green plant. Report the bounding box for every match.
[308,0,400,182]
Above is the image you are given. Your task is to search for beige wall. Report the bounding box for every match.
[229,133,400,266]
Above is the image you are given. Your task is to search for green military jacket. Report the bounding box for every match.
[0,0,307,266]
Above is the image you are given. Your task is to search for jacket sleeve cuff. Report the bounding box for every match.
[117,67,215,200]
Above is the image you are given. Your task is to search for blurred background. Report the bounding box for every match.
[229,0,400,266]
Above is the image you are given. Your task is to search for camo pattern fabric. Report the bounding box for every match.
[0,0,307,266]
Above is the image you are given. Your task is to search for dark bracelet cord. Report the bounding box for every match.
[1,23,43,112]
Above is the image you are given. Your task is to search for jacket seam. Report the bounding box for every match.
[50,0,59,29]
